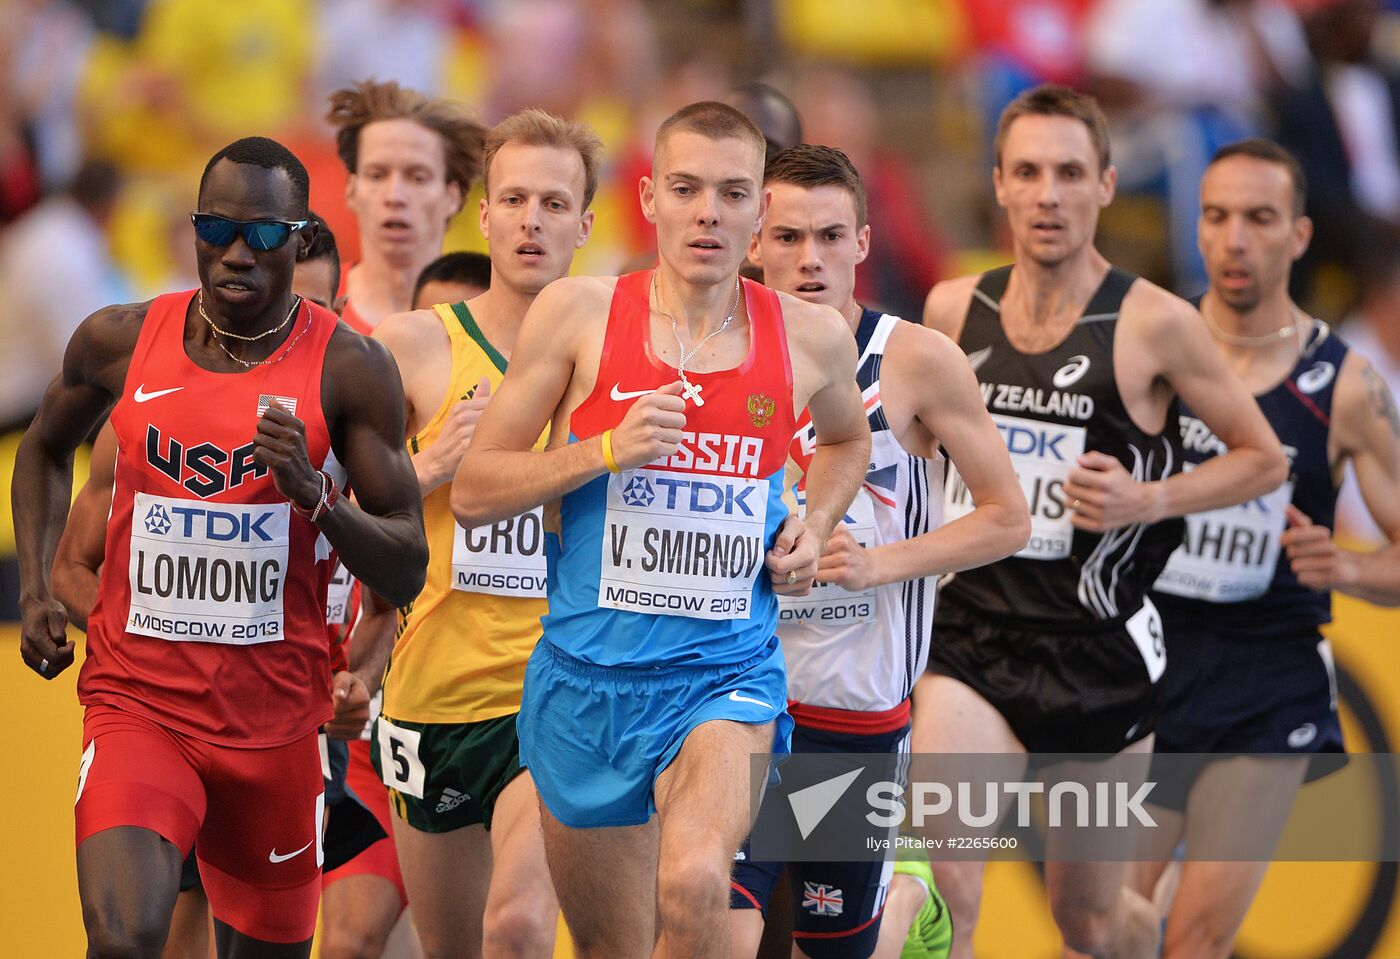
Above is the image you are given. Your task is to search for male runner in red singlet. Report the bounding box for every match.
[49,212,347,959]
[326,80,486,333]
[454,101,872,959]
[14,137,427,958]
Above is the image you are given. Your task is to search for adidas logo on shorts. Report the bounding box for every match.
[436,788,470,813]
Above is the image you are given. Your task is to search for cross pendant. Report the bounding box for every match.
[680,380,705,406]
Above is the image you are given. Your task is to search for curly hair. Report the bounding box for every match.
[326,79,486,195]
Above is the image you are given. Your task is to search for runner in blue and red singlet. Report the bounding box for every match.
[452,101,873,959]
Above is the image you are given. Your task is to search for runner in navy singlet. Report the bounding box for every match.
[1131,139,1400,959]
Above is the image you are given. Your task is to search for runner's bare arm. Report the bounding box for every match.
[1145,295,1287,516]
[51,422,118,630]
[1067,291,1286,532]
[1282,353,1400,604]
[14,303,145,677]
[375,307,482,495]
[866,326,1028,583]
[348,588,396,697]
[452,278,625,527]
[296,329,427,608]
[921,275,978,341]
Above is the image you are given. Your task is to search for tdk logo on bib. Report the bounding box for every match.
[998,422,1073,461]
[648,475,758,517]
[622,476,656,507]
[145,504,173,535]
[156,505,280,542]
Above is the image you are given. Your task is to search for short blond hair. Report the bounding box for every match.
[326,79,486,195]
[483,108,604,209]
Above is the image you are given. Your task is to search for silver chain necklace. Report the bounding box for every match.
[651,270,742,407]
[1201,299,1307,349]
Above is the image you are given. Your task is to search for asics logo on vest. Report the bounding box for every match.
[133,384,184,403]
[145,424,269,498]
[1052,354,1091,388]
[1297,361,1336,395]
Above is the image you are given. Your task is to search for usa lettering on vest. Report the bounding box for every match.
[145,424,269,498]
[127,492,289,644]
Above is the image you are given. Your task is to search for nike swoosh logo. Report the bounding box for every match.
[729,691,771,709]
[965,346,992,372]
[610,384,653,401]
[268,839,314,864]
[133,385,184,403]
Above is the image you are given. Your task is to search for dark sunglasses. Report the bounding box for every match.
[190,213,309,251]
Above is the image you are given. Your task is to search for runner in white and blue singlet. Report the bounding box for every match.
[725,144,1028,959]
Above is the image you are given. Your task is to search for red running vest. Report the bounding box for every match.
[81,290,343,746]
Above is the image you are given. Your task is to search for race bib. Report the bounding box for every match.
[1155,467,1293,602]
[326,561,353,625]
[377,716,426,799]
[944,414,1086,560]
[598,467,768,620]
[1125,596,1166,683]
[778,489,877,626]
[127,492,288,644]
[451,507,548,598]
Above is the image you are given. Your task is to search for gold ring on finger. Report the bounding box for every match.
[785,571,798,585]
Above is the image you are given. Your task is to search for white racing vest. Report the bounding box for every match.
[780,312,944,712]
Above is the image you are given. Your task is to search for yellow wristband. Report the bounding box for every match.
[601,429,622,474]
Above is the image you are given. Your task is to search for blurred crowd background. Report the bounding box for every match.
[5,0,1400,607]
